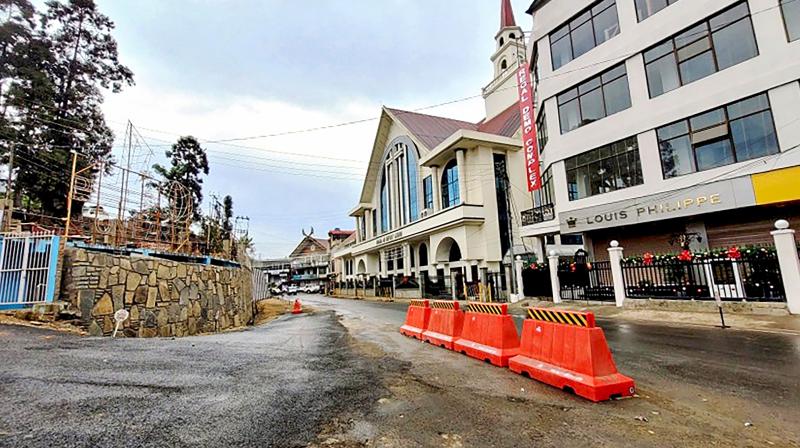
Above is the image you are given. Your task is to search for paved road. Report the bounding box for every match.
[0,312,384,447]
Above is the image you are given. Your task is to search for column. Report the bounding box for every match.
[456,149,467,204]
[402,243,412,276]
[548,251,561,304]
[431,165,442,212]
[772,220,800,315]
[607,240,626,308]
[513,256,525,303]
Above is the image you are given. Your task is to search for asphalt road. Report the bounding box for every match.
[0,312,385,448]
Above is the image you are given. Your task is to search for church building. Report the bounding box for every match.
[331,0,533,299]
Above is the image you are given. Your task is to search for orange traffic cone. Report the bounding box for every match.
[291,299,302,315]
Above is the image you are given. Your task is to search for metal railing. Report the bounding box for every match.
[0,232,60,308]
[558,261,615,302]
[521,204,556,226]
[621,256,785,302]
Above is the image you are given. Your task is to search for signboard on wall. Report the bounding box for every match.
[559,177,757,233]
[516,63,541,192]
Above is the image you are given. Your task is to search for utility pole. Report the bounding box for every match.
[503,172,518,297]
[4,144,15,232]
[64,150,79,240]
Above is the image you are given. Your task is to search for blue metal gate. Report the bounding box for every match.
[0,232,61,310]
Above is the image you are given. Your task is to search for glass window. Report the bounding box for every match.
[566,136,643,200]
[406,147,419,222]
[423,176,433,210]
[549,0,619,70]
[782,0,800,41]
[441,159,460,208]
[635,0,679,21]
[643,2,758,98]
[536,110,548,152]
[656,93,779,178]
[557,62,631,134]
[561,233,585,245]
[380,172,389,233]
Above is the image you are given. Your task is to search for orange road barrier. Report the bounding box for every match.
[400,299,431,340]
[422,301,465,350]
[291,299,302,315]
[508,308,636,402]
[453,302,520,367]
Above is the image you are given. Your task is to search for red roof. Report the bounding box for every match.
[477,104,521,138]
[387,108,478,150]
[501,0,517,29]
[329,229,355,237]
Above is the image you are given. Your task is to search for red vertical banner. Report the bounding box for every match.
[516,63,541,192]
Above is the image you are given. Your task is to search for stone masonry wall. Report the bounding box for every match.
[61,247,254,337]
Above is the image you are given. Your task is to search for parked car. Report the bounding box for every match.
[302,285,320,294]
[287,285,298,295]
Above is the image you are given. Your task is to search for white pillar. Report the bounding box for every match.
[607,240,626,308]
[402,243,412,276]
[513,255,525,303]
[456,149,467,205]
[548,251,561,304]
[772,220,800,315]
[431,165,442,212]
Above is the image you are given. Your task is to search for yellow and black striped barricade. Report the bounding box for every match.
[422,301,465,350]
[509,307,636,402]
[453,302,520,367]
[399,299,430,340]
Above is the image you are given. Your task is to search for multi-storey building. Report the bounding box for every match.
[331,0,534,298]
[522,0,800,259]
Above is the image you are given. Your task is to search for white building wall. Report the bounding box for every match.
[524,0,800,236]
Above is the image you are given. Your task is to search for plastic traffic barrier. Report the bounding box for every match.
[508,308,636,402]
[453,302,519,367]
[291,299,302,315]
[422,301,465,350]
[399,299,430,340]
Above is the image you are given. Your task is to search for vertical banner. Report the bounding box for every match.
[516,63,541,192]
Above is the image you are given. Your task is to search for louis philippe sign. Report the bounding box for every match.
[516,63,541,192]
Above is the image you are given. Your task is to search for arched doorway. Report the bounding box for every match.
[418,243,429,267]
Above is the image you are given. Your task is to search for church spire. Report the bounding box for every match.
[500,0,516,30]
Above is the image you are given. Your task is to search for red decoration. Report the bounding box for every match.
[570,262,577,273]
[678,250,694,262]
[643,252,654,266]
[727,246,742,260]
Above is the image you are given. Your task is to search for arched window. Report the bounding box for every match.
[499,37,505,46]
[406,147,419,222]
[419,243,428,267]
[509,33,516,40]
[441,159,460,209]
[380,171,389,233]
[501,59,508,70]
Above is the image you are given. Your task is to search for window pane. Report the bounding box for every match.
[579,76,602,94]
[660,136,693,177]
[690,108,726,131]
[572,19,596,59]
[679,51,716,84]
[551,36,573,69]
[559,99,581,133]
[645,41,674,63]
[676,37,712,62]
[731,110,780,161]
[603,75,632,115]
[558,88,579,105]
[784,0,800,41]
[601,63,627,82]
[675,23,709,48]
[695,139,735,171]
[647,55,680,97]
[579,88,606,124]
[636,0,670,21]
[712,18,758,70]
[709,3,749,30]
[593,4,620,45]
[727,94,769,120]
[657,121,689,141]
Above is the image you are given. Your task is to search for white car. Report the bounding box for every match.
[287,285,298,295]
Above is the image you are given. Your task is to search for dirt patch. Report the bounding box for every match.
[0,312,86,335]
[254,299,292,325]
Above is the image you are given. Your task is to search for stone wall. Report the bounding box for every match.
[61,247,254,337]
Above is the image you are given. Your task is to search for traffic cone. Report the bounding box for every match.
[291,299,302,315]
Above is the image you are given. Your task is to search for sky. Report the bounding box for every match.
[91,0,533,258]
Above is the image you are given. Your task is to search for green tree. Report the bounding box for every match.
[153,136,209,222]
[222,195,233,237]
[1,0,134,216]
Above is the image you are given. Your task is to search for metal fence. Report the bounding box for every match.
[621,256,785,302]
[252,269,269,301]
[0,232,61,309]
[558,261,615,302]
[522,266,552,298]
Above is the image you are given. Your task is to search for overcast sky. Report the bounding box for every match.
[97,0,533,258]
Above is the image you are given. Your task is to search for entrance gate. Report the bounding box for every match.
[0,232,61,310]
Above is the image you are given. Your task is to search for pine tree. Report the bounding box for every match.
[153,136,210,222]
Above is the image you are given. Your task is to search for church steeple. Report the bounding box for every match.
[500,0,517,30]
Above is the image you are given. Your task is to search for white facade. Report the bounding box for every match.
[331,6,534,296]
[522,0,800,258]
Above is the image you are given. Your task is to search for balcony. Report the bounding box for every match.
[521,204,556,226]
